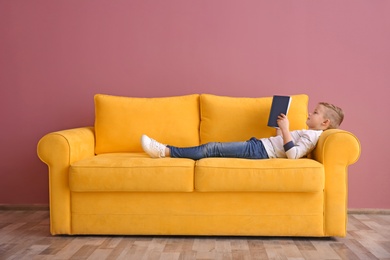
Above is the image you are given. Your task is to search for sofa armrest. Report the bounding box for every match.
[311,129,361,236]
[37,127,95,235]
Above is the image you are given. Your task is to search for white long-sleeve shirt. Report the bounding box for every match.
[261,129,323,159]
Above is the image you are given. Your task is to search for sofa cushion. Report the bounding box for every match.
[200,94,308,143]
[69,153,195,192]
[94,94,200,154]
[195,158,324,192]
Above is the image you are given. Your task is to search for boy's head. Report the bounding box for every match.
[307,102,344,130]
[319,102,344,129]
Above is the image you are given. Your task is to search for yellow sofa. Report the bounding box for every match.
[37,94,361,237]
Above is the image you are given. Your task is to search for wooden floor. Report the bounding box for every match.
[1,210,390,259]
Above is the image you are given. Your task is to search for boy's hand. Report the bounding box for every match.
[277,114,289,131]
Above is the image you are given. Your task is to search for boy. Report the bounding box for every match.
[141,102,344,160]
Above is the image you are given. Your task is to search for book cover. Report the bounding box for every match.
[267,95,292,128]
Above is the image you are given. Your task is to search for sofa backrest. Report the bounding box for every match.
[200,94,309,143]
[94,94,200,154]
[94,93,309,154]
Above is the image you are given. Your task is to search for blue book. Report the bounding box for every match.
[267,95,291,128]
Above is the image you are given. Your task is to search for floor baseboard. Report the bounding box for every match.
[348,208,390,214]
[0,204,49,211]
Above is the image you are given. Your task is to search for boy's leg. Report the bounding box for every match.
[168,138,268,160]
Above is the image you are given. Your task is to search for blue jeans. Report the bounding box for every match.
[168,137,269,160]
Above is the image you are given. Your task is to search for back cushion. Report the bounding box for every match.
[95,94,200,154]
[200,94,308,144]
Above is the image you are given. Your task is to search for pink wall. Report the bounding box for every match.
[1,1,389,208]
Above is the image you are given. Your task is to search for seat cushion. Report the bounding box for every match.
[94,94,200,154]
[200,94,309,143]
[69,153,195,192]
[195,158,324,192]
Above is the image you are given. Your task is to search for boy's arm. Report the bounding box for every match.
[277,114,293,145]
[285,131,318,159]
[277,114,315,159]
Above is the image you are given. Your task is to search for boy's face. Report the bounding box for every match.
[306,104,329,130]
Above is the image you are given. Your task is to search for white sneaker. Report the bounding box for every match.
[141,135,166,158]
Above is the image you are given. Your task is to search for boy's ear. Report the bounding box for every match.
[322,119,331,128]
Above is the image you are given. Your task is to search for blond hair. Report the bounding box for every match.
[319,102,344,129]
